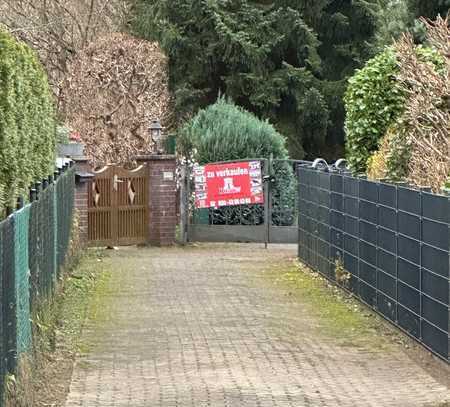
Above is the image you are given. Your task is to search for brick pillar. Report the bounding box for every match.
[137,154,177,246]
[73,157,93,245]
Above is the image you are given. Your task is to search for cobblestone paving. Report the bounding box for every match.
[65,244,449,407]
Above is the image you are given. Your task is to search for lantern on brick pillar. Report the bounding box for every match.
[149,119,163,154]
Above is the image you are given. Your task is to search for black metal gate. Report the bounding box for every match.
[181,158,306,244]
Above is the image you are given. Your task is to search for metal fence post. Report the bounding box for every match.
[16,197,24,211]
[298,165,301,259]
[185,165,191,243]
[180,165,188,245]
[263,158,270,249]
[34,181,41,201]
[395,184,399,324]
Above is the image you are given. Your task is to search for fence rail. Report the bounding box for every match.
[0,163,75,400]
[298,165,450,362]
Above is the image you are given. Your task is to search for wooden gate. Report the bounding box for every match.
[88,165,148,246]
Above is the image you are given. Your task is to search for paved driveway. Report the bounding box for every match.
[65,244,449,406]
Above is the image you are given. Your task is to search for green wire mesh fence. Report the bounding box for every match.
[0,164,75,401]
[15,206,32,357]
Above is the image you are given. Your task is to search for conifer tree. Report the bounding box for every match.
[374,0,449,48]
[408,0,450,19]
[374,0,411,48]
[132,0,379,160]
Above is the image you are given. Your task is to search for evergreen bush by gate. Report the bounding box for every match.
[180,98,297,226]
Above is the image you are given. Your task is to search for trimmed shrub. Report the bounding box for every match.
[0,28,56,214]
[180,97,290,163]
[384,125,411,181]
[180,98,296,226]
[344,49,404,174]
[366,125,411,181]
[366,136,389,181]
[345,45,445,175]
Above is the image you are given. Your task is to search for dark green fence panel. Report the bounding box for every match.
[298,165,450,362]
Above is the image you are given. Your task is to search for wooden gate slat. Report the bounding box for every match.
[88,165,148,247]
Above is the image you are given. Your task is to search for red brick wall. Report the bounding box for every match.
[75,182,89,244]
[73,158,93,246]
[147,156,177,246]
[74,155,178,247]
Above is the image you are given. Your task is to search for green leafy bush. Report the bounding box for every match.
[366,134,389,180]
[0,28,56,213]
[180,98,296,225]
[366,125,411,181]
[344,48,404,173]
[384,125,411,180]
[445,176,450,191]
[344,46,444,174]
[56,125,71,144]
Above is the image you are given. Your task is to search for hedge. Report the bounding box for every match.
[344,46,444,175]
[0,28,56,216]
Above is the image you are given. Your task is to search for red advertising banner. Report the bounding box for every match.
[194,161,264,209]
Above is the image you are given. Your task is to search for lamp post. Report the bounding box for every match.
[149,119,163,154]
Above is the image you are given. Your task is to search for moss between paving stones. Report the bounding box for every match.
[5,250,114,407]
[264,260,401,351]
[57,251,114,355]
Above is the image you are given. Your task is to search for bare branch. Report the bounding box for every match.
[394,16,450,192]
[60,33,174,166]
[0,0,130,101]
